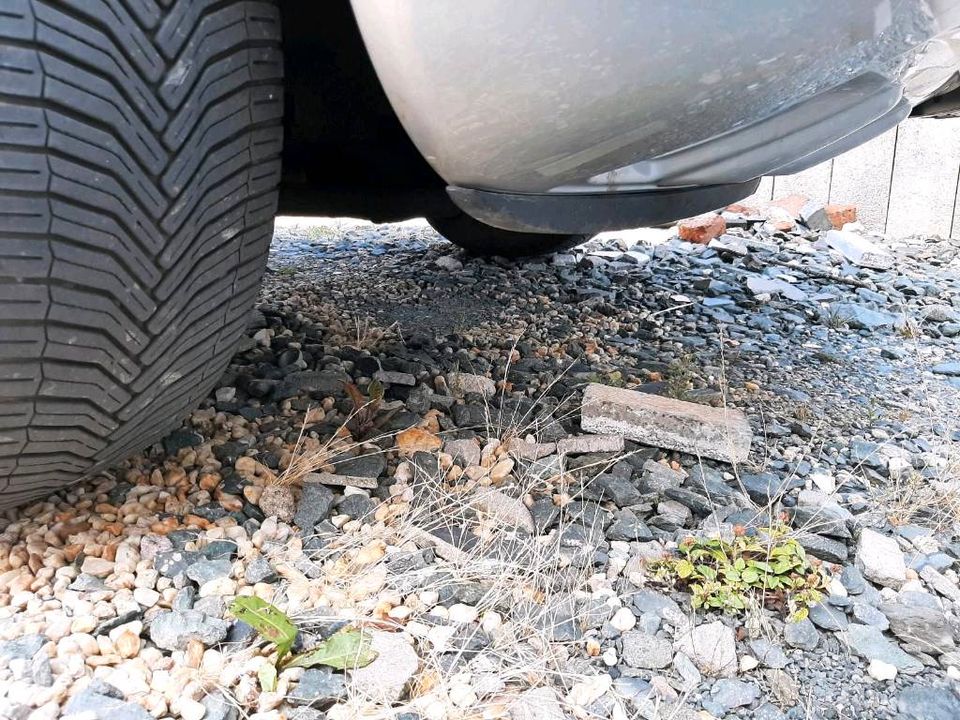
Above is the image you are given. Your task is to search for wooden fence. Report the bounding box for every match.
[744,117,960,239]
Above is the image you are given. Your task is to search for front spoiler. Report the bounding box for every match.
[447,180,760,235]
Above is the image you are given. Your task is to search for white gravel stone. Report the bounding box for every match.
[674,621,737,677]
[856,528,906,589]
[133,588,160,608]
[610,607,636,632]
[868,659,898,681]
[447,604,479,624]
[349,630,419,703]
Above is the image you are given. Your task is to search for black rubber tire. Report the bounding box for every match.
[0,0,283,508]
[427,212,589,257]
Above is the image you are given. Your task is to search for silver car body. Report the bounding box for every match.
[352,1,960,231]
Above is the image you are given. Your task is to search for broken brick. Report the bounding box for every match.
[580,383,752,464]
[768,193,809,219]
[678,213,726,244]
[801,201,858,231]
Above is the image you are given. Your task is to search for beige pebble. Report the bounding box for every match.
[133,587,160,607]
[178,697,206,720]
[114,630,141,659]
[80,556,114,578]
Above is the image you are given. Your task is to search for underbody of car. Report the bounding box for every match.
[284,0,960,237]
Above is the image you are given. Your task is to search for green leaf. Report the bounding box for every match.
[675,559,695,579]
[258,662,277,693]
[696,565,717,581]
[741,568,760,584]
[229,597,297,663]
[285,628,378,671]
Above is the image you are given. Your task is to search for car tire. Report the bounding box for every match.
[427,211,588,257]
[0,0,283,508]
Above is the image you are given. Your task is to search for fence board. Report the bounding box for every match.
[828,127,898,230]
[885,118,960,238]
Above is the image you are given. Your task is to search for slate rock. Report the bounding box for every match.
[333,453,386,479]
[582,472,641,507]
[808,602,848,631]
[149,610,230,651]
[185,558,232,585]
[852,601,889,630]
[841,624,924,673]
[293,481,335,530]
[63,689,153,720]
[783,618,819,651]
[796,533,849,563]
[705,678,760,715]
[740,472,792,504]
[605,509,653,542]
[840,565,867,594]
[288,667,347,706]
[896,686,960,720]
[879,601,956,655]
[748,638,789,668]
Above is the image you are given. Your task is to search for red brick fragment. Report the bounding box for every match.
[768,193,809,219]
[678,213,726,244]
[823,203,857,229]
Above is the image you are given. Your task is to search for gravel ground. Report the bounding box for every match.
[2,208,960,720]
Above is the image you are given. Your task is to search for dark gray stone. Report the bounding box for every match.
[796,533,849,563]
[63,689,153,720]
[148,610,230,651]
[842,624,923,673]
[879,601,956,655]
[605,509,653,541]
[334,453,387,478]
[201,692,238,720]
[582,472,641,507]
[852,601,889,630]
[840,565,867,594]
[748,638,789,668]
[808,602,848,631]
[288,667,348,706]
[294,482,335,530]
[783,618,819,651]
[705,678,760,715]
[155,550,203,579]
[336,494,376,519]
[185,558,232,585]
[244,556,278,584]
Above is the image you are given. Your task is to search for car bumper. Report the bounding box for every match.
[353,0,960,230]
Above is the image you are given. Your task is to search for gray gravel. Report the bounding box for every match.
[2,211,960,719]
